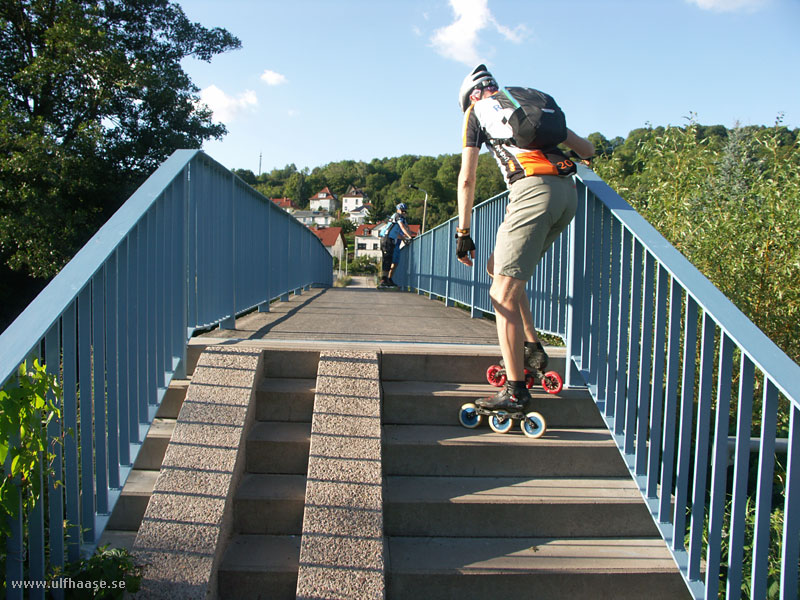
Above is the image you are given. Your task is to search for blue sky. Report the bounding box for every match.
[178,0,800,174]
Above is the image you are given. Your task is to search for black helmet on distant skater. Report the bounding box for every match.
[458,64,497,112]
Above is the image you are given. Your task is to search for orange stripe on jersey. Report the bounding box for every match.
[516,150,559,177]
[462,104,475,148]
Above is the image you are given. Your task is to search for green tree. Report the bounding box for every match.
[330,216,355,235]
[593,120,800,364]
[0,0,240,278]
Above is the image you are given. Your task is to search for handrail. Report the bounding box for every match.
[1,150,332,596]
[397,164,800,600]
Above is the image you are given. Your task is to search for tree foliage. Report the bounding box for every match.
[591,117,800,364]
[0,0,240,277]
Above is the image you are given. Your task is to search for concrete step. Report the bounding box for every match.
[255,377,316,422]
[97,529,137,552]
[387,536,691,600]
[383,425,628,477]
[217,534,301,599]
[380,348,566,383]
[384,476,657,538]
[156,377,190,419]
[234,474,306,535]
[246,421,311,474]
[382,381,603,428]
[262,350,321,379]
[105,469,159,531]
[132,418,176,470]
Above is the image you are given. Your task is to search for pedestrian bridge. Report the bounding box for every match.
[1,150,798,599]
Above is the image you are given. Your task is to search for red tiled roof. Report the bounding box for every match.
[312,226,344,247]
[310,186,336,200]
[271,197,295,209]
[354,223,379,237]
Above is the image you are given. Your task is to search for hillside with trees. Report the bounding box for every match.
[233,151,506,232]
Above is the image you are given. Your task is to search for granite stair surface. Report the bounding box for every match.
[99,376,190,551]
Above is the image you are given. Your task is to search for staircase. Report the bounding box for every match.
[122,345,690,599]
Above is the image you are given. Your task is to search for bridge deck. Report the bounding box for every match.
[198,276,501,346]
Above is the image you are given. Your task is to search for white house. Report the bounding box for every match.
[341,185,367,214]
[309,187,338,213]
[353,223,382,260]
[347,204,371,225]
[293,210,333,228]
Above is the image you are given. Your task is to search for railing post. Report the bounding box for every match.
[445,222,453,306]
[469,205,482,319]
[565,182,586,388]
[220,172,236,329]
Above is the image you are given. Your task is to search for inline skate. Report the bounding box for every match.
[485,342,563,394]
[458,384,547,439]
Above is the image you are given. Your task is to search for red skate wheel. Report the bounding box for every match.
[486,364,506,387]
[541,371,563,395]
[524,369,534,389]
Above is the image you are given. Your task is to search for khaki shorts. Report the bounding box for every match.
[492,175,578,280]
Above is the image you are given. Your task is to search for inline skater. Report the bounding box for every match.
[378,202,414,288]
[455,64,595,417]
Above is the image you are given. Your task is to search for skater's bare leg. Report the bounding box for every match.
[488,253,539,345]
[490,274,527,382]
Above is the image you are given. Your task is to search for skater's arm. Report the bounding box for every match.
[399,221,414,239]
[564,128,595,159]
[457,146,480,231]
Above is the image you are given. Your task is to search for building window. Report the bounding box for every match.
[357,243,366,250]
[372,243,378,250]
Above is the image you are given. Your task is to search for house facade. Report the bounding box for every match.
[353,223,382,260]
[309,187,338,213]
[346,204,371,225]
[293,210,333,228]
[341,185,367,213]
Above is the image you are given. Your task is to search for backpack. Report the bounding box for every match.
[492,87,567,150]
[377,218,395,238]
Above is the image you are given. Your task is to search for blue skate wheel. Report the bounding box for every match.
[459,403,482,428]
[489,411,513,434]
[521,411,546,439]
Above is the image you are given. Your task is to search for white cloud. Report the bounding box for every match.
[686,0,769,12]
[431,0,526,65]
[198,85,257,123]
[260,69,288,85]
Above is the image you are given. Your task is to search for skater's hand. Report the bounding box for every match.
[455,234,475,267]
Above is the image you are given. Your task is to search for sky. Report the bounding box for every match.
[177,0,800,174]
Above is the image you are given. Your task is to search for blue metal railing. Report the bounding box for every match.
[0,150,332,596]
[397,164,800,600]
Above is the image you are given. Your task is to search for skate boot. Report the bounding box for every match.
[458,383,546,438]
[486,342,563,395]
[476,384,531,412]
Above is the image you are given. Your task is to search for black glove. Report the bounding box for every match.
[455,234,475,259]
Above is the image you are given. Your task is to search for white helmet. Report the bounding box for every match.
[458,64,497,112]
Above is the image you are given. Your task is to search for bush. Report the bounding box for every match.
[349,255,379,274]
